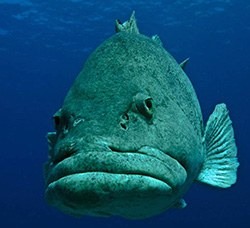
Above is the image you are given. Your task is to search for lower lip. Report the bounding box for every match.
[45,151,187,190]
[45,172,173,213]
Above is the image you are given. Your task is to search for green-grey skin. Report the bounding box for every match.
[44,13,238,219]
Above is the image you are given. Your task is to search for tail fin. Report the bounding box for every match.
[197,104,239,188]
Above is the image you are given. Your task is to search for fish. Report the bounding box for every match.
[44,12,239,219]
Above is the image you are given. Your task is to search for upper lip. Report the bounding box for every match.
[45,145,187,190]
[47,132,78,165]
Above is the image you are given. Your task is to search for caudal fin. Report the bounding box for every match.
[197,104,239,188]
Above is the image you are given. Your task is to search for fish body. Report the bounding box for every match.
[44,13,239,219]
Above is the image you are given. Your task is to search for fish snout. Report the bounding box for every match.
[46,134,112,171]
[45,139,187,190]
[44,143,188,218]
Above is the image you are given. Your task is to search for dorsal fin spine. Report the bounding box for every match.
[115,11,139,34]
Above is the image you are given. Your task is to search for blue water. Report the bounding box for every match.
[1,0,249,227]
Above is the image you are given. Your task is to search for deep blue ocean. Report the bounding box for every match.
[1,0,249,227]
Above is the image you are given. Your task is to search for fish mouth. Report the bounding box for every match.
[45,145,187,218]
[45,146,187,189]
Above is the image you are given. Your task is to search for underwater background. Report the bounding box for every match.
[1,0,249,227]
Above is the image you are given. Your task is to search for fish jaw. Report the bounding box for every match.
[45,146,187,219]
[46,173,172,219]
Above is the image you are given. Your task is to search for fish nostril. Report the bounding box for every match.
[120,123,127,130]
[122,113,129,120]
[120,113,129,130]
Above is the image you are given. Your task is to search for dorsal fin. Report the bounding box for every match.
[152,35,163,46]
[179,58,190,70]
[115,11,139,34]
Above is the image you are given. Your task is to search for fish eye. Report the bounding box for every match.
[135,95,154,119]
[53,116,61,130]
[53,109,62,131]
[145,98,153,111]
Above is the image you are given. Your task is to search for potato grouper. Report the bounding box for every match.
[44,12,239,219]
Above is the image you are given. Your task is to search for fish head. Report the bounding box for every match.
[44,32,203,219]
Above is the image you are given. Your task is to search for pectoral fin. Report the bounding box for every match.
[197,104,239,188]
